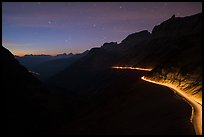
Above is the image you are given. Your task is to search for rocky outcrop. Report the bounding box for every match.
[121,30,151,45]
[101,42,118,50]
[145,33,202,104]
[152,13,202,37]
[143,13,202,104]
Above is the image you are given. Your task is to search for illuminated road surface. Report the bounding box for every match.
[112,66,202,135]
[141,76,202,135]
[112,66,152,71]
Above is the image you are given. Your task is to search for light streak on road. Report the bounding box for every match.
[112,66,202,135]
[112,66,152,71]
[141,76,202,135]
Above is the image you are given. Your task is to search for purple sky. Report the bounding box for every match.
[2,2,202,56]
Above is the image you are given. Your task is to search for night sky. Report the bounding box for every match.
[2,2,202,56]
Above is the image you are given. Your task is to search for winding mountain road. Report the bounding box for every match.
[112,66,202,135]
[141,76,202,135]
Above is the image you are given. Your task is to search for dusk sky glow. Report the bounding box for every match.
[2,2,202,56]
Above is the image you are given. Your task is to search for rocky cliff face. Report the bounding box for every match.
[144,13,202,104]
[145,34,202,104]
[152,14,202,37]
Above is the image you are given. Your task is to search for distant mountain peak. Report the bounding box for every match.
[24,54,51,57]
[56,53,67,56]
[152,12,202,37]
[171,14,175,19]
[56,53,74,57]
[121,30,151,44]
[101,42,118,50]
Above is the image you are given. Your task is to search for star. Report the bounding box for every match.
[93,24,96,28]
[48,21,51,24]
[119,6,122,9]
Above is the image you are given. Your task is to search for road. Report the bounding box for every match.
[112,66,152,71]
[112,66,202,135]
[141,76,202,135]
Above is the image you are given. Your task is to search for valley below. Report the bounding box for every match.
[55,69,195,135]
